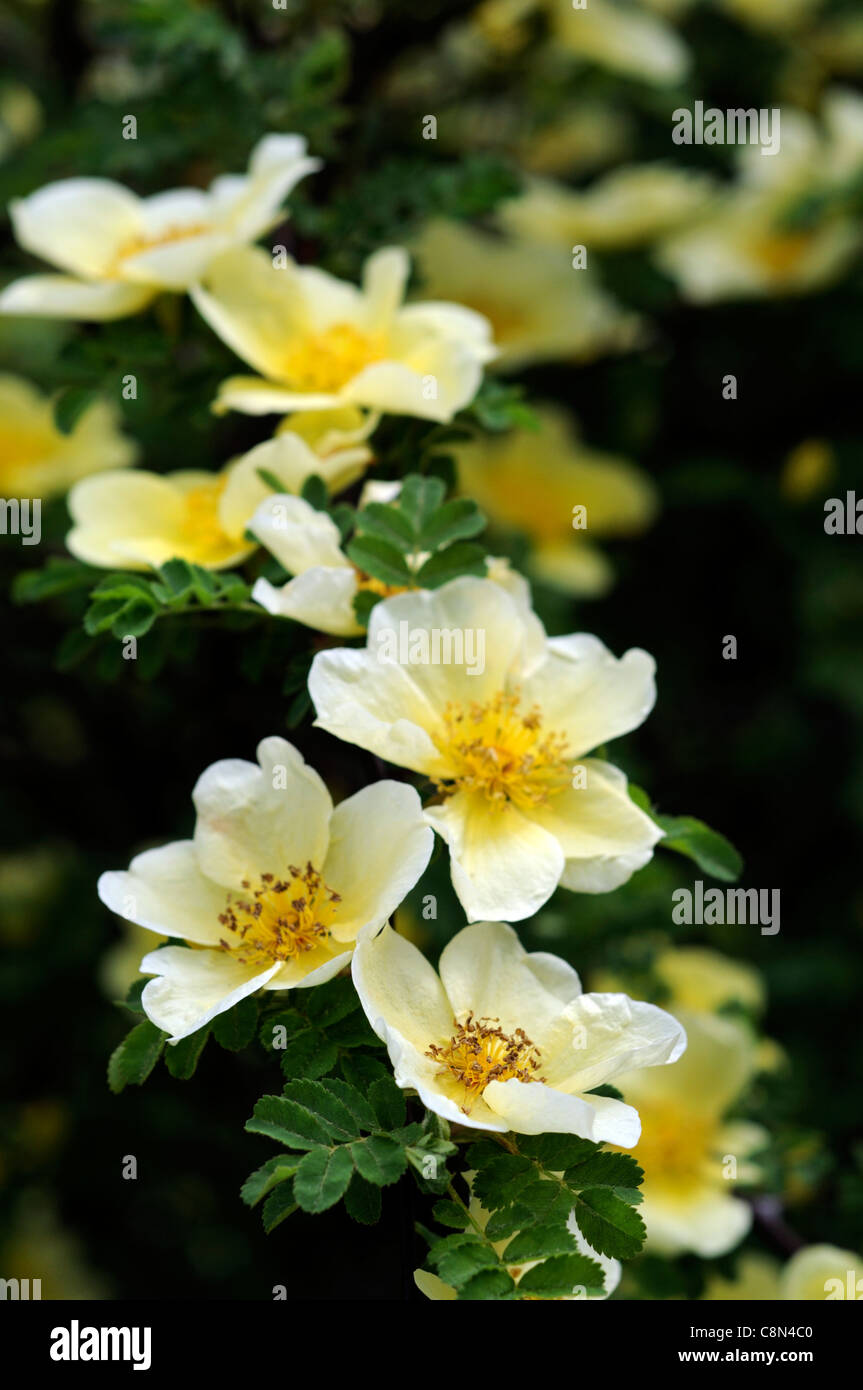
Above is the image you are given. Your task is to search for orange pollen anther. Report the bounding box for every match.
[217,863,341,967]
[426,1013,543,1113]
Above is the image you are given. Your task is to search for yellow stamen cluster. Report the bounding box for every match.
[434,691,571,811]
[281,323,385,393]
[113,222,212,269]
[179,479,236,562]
[352,567,409,599]
[427,1013,543,1113]
[751,228,814,277]
[627,1101,713,1192]
[217,863,341,967]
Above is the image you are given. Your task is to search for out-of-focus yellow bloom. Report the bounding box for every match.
[811,14,863,77]
[0,83,42,162]
[0,374,136,500]
[782,1244,863,1300]
[517,105,632,178]
[99,921,166,1001]
[547,0,692,86]
[656,89,863,301]
[0,1197,109,1299]
[654,946,766,1016]
[780,439,835,502]
[65,413,372,571]
[702,1252,781,1299]
[193,244,494,423]
[500,167,715,252]
[412,219,641,372]
[616,1010,767,1257]
[454,404,657,596]
[719,0,825,34]
[0,134,319,321]
[705,1244,863,1300]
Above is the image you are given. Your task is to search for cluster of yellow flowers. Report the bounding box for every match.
[2,114,848,1301]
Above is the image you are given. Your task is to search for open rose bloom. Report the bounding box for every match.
[310,576,663,921]
[0,133,319,320]
[353,921,686,1141]
[98,737,432,1042]
[192,244,496,422]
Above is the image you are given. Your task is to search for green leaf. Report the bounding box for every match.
[572,1188,646,1261]
[352,588,382,628]
[53,385,97,435]
[304,975,361,1027]
[515,1254,606,1299]
[399,473,446,530]
[293,1145,354,1213]
[256,466,286,493]
[262,1182,298,1232]
[355,501,416,551]
[316,1077,378,1133]
[349,1135,407,1187]
[164,1025,210,1079]
[245,1094,333,1150]
[279,1029,339,1081]
[564,1152,644,1191]
[13,559,101,604]
[344,1174,382,1224]
[122,978,147,1014]
[211,995,258,1051]
[414,542,487,589]
[367,1075,406,1130]
[281,1078,363,1142]
[419,499,486,549]
[433,1199,471,1230]
[107,1020,166,1093]
[658,814,743,882]
[112,597,159,638]
[345,535,412,587]
[502,1224,581,1263]
[84,597,129,636]
[431,1235,500,1289]
[340,1053,391,1090]
[459,1268,516,1300]
[516,1135,598,1169]
[241,1155,299,1208]
[300,474,328,510]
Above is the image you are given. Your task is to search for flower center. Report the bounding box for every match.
[177,479,238,562]
[0,423,54,486]
[217,864,342,967]
[426,1013,543,1113]
[626,1101,715,1192]
[750,228,815,277]
[112,221,212,270]
[433,691,571,811]
[280,323,385,393]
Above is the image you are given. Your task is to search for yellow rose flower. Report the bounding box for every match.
[65,412,372,571]
[353,920,686,1140]
[615,1010,767,1257]
[0,373,136,500]
[192,244,495,423]
[309,576,663,921]
[0,134,319,321]
[454,403,657,596]
[411,219,641,372]
[98,736,433,1042]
